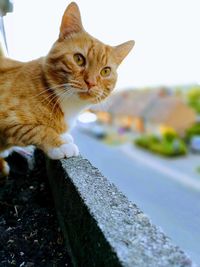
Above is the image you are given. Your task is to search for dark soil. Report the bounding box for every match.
[0,151,72,267]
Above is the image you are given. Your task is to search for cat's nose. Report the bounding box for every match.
[84,77,97,89]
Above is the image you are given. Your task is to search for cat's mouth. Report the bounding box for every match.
[64,84,101,99]
[65,85,104,102]
[77,88,103,102]
[78,90,96,99]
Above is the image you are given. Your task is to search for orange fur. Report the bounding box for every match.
[0,2,134,176]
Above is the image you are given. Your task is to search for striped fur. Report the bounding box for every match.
[0,2,134,176]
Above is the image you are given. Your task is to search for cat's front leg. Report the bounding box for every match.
[5,125,79,160]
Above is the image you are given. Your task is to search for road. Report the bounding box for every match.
[72,128,200,265]
[121,143,200,191]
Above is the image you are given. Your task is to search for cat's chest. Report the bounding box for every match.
[59,95,89,129]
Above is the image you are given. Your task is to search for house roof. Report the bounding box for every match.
[142,96,193,123]
[91,89,164,116]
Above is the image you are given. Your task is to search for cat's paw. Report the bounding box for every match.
[0,159,10,177]
[0,149,12,158]
[60,143,79,158]
[47,143,79,160]
[60,133,74,143]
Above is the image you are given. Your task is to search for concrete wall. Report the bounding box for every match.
[46,155,197,267]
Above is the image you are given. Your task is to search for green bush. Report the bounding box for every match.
[148,135,160,143]
[134,135,187,157]
[163,131,178,142]
[134,135,149,148]
[187,87,200,114]
[185,123,200,142]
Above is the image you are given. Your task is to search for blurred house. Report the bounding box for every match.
[91,88,196,135]
[109,90,159,132]
[143,96,196,136]
[91,88,167,132]
[90,105,112,124]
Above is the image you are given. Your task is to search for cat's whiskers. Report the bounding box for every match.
[46,85,87,111]
[91,90,102,105]
[91,88,104,101]
[31,81,82,101]
[33,83,79,107]
[48,87,76,124]
[48,93,64,124]
[47,90,69,124]
[48,86,80,120]
[92,88,110,108]
[49,85,88,123]
[46,86,74,108]
[31,83,66,100]
[39,90,63,105]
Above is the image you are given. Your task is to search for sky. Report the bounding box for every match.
[4,0,200,89]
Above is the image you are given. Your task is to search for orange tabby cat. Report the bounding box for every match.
[0,2,134,176]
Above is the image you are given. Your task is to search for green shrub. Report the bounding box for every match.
[185,123,200,142]
[148,135,160,143]
[134,135,187,157]
[163,131,178,142]
[134,135,149,148]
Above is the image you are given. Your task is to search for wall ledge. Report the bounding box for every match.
[46,155,196,267]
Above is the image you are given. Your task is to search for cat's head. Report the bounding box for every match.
[45,2,134,104]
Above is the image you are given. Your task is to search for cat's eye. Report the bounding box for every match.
[100,67,111,77]
[73,53,86,67]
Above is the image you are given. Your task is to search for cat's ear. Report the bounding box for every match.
[113,40,135,65]
[59,2,83,39]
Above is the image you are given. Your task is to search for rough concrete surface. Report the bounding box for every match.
[46,155,197,267]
